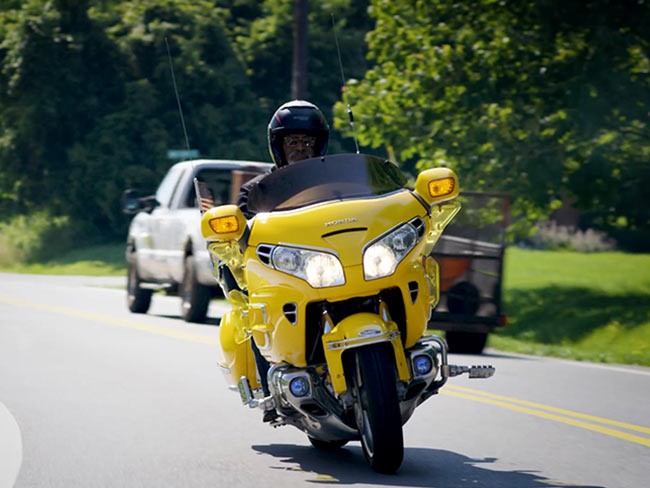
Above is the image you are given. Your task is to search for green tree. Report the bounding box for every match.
[337,0,650,234]
[1,0,269,237]
[77,0,268,234]
[222,0,373,153]
[0,0,124,220]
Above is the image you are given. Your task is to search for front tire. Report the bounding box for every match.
[181,255,210,323]
[352,344,404,474]
[127,260,152,314]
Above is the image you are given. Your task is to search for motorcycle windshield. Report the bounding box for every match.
[247,153,406,213]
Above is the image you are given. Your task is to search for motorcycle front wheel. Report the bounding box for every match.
[352,343,404,474]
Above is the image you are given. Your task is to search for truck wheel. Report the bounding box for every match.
[127,261,152,314]
[446,331,488,354]
[181,255,210,323]
[352,344,403,474]
[308,437,348,450]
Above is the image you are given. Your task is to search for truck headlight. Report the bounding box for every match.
[363,223,419,280]
[272,246,345,288]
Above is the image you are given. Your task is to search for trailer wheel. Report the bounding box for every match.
[446,331,488,354]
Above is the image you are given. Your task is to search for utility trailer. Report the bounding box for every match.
[428,191,509,354]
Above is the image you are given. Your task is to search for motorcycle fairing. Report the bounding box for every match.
[243,191,433,366]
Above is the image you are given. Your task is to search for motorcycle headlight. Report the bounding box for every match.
[363,223,419,280]
[272,246,345,288]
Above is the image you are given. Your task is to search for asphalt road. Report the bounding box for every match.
[1,272,649,488]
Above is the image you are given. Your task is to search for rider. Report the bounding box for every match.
[219,100,329,420]
[237,99,329,219]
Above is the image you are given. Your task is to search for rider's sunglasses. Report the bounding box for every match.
[284,134,316,148]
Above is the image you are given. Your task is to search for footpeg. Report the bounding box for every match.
[443,364,495,379]
[237,377,254,405]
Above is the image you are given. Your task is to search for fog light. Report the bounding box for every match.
[413,355,433,376]
[289,377,310,397]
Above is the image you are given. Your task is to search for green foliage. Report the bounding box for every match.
[0,0,374,239]
[0,210,77,263]
[220,0,373,153]
[74,0,267,235]
[0,0,269,238]
[0,0,125,223]
[338,0,650,231]
[0,241,126,275]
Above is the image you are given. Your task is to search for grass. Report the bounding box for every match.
[491,247,650,366]
[1,241,649,366]
[0,242,126,276]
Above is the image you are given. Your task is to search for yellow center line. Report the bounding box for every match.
[440,390,650,448]
[445,384,650,435]
[0,295,219,345]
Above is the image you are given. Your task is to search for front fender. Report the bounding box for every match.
[321,313,410,394]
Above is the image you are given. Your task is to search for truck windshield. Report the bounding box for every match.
[247,153,406,213]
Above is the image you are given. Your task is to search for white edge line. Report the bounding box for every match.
[0,401,23,488]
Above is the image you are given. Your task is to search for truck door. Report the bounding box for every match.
[146,164,186,280]
[166,167,236,284]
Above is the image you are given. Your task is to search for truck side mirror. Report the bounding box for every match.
[201,205,247,242]
[122,189,141,214]
[414,168,460,206]
[122,190,159,214]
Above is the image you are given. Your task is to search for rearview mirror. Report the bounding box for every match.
[414,168,460,206]
[201,205,247,242]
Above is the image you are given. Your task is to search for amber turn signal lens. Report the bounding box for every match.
[209,216,239,234]
[428,177,455,198]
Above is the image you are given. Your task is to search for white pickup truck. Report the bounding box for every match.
[123,159,271,322]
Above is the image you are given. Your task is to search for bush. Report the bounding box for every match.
[527,222,617,252]
[0,211,78,263]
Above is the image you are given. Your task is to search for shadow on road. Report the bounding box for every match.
[252,443,604,488]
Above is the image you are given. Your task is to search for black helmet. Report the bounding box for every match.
[268,100,329,167]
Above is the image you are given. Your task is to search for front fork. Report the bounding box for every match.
[320,305,411,395]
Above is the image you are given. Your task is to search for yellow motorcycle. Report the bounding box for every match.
[200,153,494,473]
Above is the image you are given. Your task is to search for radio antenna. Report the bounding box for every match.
[165,37,206,215]
[165,37,191,151]
[331,14,359,154]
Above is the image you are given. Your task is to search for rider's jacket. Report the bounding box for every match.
[236,167,275,219]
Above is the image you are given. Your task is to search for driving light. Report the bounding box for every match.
[289,377,311,397]
[363,223,419,280]
[209,216,239,234]
[428,177,455,198]
[413,355,433,376]
[271,246,344,288]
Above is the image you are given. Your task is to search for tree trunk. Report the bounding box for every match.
[291,0,308,100]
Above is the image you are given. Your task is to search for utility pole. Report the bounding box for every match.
[291,0,308,100]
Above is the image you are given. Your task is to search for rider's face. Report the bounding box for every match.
[283,134,316,164]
